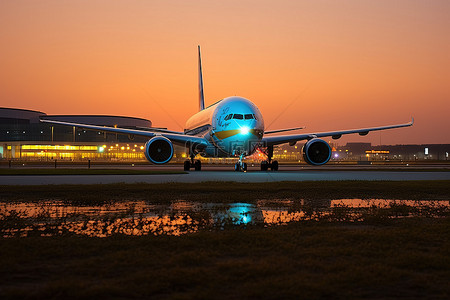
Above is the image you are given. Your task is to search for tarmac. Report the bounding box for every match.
[1,168,450,185]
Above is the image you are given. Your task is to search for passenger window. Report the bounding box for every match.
[233,114,243,120]
[244,114,254,120]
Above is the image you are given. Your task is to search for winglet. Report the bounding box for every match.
[198,45,205,111]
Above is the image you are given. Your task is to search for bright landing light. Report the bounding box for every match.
[240,126,250,135]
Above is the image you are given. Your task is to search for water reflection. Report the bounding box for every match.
[1,199,449,238]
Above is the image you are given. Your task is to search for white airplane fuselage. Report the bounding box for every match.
[185,96,264,158]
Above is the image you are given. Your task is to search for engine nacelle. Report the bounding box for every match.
[302,138,332,166]
[144,136,174,164]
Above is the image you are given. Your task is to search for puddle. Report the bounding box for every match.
[1,199,449,237]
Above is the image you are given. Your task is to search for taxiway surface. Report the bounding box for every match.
[2,169,449,185]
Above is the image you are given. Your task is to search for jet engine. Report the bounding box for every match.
[302,138,332,166]
[144,136,174,164]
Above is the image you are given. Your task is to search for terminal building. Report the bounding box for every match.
[0,107,169,161]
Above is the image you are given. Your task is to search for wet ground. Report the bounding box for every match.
[2,199,449,237]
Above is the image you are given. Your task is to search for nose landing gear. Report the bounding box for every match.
[234,153,248,172]
[234,161,248,172]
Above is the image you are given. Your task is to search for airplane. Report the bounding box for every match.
[41,46,414,172]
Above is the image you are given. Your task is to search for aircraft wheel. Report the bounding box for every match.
[261,161,269,171]
[194,160,202,171]
[234,162,240,172]
[183,160,191,171]
[271,160,279,171]
[242,162,248,172]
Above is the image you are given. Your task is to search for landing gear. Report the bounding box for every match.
[234,162,248,172]
[184,159,202,171]
[260,160,278,171]
[261,160,269,171]
[260,145,279,171]
[184,152,202,171]
[271,160,278,171]
[234,154,248,172]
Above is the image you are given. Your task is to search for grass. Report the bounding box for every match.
[0,218,449,299]
[0,169,186,176]
[1,181,449,299]
[0,180,449,204]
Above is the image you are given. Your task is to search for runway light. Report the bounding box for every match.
[240,126,250,135]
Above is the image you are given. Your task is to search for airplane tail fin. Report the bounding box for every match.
[198,45,205,111]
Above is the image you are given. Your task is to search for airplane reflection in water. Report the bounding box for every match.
[2,199,449,238]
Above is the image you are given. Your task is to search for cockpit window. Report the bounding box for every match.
[253,114,258,120]
[228,113,257,120]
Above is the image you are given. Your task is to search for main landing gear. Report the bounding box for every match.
[184,154,201,171]
[260,145,279,171]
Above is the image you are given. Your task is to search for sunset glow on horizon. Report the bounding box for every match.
[1,0,449,145]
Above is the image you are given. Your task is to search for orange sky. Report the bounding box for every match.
[1,0,449,145]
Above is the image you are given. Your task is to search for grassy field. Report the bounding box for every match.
[1,218,449,299]
[0,180,449,204]
[1,181,449,299]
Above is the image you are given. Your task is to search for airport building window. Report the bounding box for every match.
[21,145,98,151]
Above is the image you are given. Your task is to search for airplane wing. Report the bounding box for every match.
[262,118,414,146]
[264,126,305,135]
[40,119,209,148]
